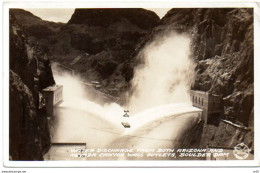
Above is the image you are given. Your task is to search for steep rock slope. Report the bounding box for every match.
[56,9,160,96]
[11,9,64,39]
[12,8,160,97]
[158,8,253,150]
[9,11,55,160]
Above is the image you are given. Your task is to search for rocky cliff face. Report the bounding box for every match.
[9,11,55,160]
[158,8,253,151]
[58,9,159,96]
[12,8,160,97]
[68,9,159,30]
[11,9,64,39]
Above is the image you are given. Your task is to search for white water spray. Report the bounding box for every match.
[128,31,195,113]
[55,73,124,125]
[51,72,125,143]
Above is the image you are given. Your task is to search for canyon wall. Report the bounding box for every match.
[9,11,55,160]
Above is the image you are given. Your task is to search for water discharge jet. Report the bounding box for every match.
[45,31,202,160]
[128,31,195,113]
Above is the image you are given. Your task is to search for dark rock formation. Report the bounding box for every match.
[60,8,160,96]
[9,10,55,160]
[68,9,159,30]
[12,8,160,97]
[11,9,64,39]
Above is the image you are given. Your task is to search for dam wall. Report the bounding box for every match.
[189,90,222,124]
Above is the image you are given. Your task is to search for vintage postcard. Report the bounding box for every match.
[1,0,260,169]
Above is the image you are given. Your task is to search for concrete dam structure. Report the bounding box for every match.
[42,85,63,116]
[189,90,222,124]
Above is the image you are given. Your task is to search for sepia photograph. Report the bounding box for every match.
[2,0,260,169]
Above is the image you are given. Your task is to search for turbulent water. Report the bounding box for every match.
[44,32,200,160]
[128,31,195,113]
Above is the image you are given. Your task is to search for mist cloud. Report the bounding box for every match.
[128,31,195,113]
